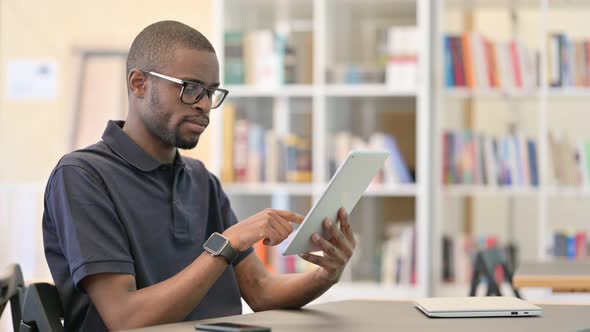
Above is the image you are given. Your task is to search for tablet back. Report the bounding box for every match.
[281,150,389,256]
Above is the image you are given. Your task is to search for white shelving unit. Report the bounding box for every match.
[442,186,541,197]
[212,0,434,298]
[224,183,317,196]
[445,87,590,99]
[434,0,590,296]
[226,85,315,97]
[324,85,417,97]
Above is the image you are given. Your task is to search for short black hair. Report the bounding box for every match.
[126,20,215,86]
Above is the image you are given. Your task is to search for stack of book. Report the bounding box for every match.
[547,33,590,88]
[441,131,539,187]
[223,30,313,86]
[551,230,588,260]
[380,222,417,286]
[221,103,312,184]
[443,32,539,90]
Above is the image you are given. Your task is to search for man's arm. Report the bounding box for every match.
[82,208,302,331]
[81,253,228,331]
[234,208,356,311]
[234,254,334,311]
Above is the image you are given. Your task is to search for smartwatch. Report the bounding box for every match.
[203,232,238,264]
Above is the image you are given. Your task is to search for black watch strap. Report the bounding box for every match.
[219,241,238,264]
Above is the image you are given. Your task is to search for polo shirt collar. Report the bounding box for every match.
[102,120,190,172]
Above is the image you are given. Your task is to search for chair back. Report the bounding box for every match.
[0,264,26,332]
[19,283,64,332]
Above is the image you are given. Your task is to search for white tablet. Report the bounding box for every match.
[281,150,389,256]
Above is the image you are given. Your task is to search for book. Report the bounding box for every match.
[223,31,245,84]
[220,103,236,183]
[442,32,540,91]
[233,119,249,182]
[442,131,539,187]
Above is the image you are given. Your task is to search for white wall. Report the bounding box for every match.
[0,0,215,183]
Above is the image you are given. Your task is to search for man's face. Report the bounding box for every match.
[141,48,219,150]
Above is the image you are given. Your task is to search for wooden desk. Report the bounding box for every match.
[124,299,590,332]
[514,261,590,292]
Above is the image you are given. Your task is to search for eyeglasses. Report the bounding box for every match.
[141,70,229,109]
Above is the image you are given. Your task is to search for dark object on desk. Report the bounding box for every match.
[0,264,25,332]
[469,247,521,298]
[195,322,271,332]
[19,282,64,332]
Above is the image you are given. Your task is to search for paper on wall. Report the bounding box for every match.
[5,60,58,101]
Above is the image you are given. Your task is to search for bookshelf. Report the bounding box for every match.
[324,85,417,97]
[226,85,315,97]
[435,0,590,296]
[211,0,434,298]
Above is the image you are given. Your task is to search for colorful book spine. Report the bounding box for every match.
[442,32,541,90]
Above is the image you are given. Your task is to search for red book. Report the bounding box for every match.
[234,119,249,182]
[509,40,523,88]
[450,36,466,86]
[575,231,587,259]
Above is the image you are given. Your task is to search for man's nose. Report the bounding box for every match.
[192,94,211,113]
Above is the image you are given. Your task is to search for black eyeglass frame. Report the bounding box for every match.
[140,69,229,109]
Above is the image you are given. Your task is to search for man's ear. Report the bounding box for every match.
[128,69,147,98]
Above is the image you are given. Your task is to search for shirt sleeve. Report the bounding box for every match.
[212,174,253,266]
[45,165,135,289]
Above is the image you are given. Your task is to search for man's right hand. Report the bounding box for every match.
[223,209,304,252]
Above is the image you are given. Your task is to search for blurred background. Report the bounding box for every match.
[2,0,590,329]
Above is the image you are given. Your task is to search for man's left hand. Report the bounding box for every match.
[298,208,356,283]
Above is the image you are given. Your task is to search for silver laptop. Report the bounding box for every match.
[414,297,543,318]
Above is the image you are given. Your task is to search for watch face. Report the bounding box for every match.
[204,233,228,255]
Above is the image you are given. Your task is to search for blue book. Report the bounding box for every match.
[566,233,576,260]
[383,134,413,183]
[443,35,455,87]
[512,136,523,186]
[560,34,571,87]
[527,140,539,186]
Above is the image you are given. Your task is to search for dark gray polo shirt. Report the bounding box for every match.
[42,120,252,331]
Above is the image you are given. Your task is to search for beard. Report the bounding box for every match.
[143,85,200,150]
